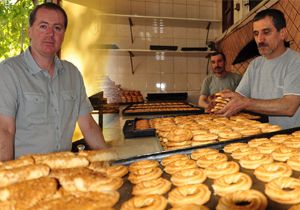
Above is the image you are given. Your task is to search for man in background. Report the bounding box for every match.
[198,52,241,111]
[0,3,107,161]
[216,9,300,129]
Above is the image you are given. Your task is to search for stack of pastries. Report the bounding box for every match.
[0,149,127,210]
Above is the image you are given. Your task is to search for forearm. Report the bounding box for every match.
[78,114,108,150]
[83,122,108,149]
[245,95,300,116]
[0,130,14,161]
[198,95,209,109]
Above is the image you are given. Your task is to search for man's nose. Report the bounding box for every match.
[256,33,265,43]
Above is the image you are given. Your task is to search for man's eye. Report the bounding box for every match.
[39,25,47,30]
[54,26,63,32]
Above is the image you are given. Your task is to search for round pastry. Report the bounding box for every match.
[216,189,267,210]
[257,142,280,154]
[212,172,252,196]
[171,168,207,186]
[168,184,211,206]
[265,177,300,204]
[254,162,292,182]
[248,138,271,147]
[128,167,162,184]
[166,128,193,142]
[191,148,219,160]
[132,177,171,196]
[161,154,189,166]
[170,205,209,210]
[223,143,249,153]
[205,161,240,179]
[164,159,197,175]
[106,165,128,178]
[239,127,261,137]
[192,133,219,142]
[270,134,292,143]
[292,131,300,138]
[217,131,242,140]
[121,194,167,210]
[271,146,299,162]
[287,154,300,171]
[129,160,159,172]
[166,140,192,147]
[191,129,209,136]
[231,147,258,160]
[196,153,228,168]
[289,204,300,210]
[283,138,300,149]
[239,153,273,169]
[260,124,282,133]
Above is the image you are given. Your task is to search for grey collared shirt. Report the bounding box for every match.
[0,48,93,158]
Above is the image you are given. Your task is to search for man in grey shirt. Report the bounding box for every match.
[198,52,241,111]
[0,3,107,161]
[216,9,300,129]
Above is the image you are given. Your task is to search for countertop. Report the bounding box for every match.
[102,112,162,160]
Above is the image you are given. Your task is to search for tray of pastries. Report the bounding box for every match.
[152,112,273,151]
[112,127,300,210]
[122,102,204,116]
[123,118,156,139]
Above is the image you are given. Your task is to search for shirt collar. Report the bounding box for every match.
[23,47,64,75]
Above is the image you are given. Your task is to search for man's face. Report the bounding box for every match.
[28,8,65,57]
[253,16,285,59]
[211,54,225,74]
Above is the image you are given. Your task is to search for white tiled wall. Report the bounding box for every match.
[98,0,222,104]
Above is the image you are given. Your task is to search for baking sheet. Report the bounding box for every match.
[113,126,300,210]
[123,119,156,139]
[122,102,204,116]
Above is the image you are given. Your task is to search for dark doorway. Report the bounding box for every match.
[222,0,234,32]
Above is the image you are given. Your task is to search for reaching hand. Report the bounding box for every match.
[215,91,250,117]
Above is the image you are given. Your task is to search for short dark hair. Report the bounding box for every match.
[253,9,286,31]
[29,2,68,29]
[210,51,226,62]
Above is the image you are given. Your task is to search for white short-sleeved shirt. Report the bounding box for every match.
[236,48,300,129]
[0,48,93,158]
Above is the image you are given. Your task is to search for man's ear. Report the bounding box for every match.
[280,27,288,41]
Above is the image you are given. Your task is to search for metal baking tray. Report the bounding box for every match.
[123,118,156,139]
[122,102,204,116]
[113,126,300,210]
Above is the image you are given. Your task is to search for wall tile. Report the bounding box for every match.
[187,74,202,91]
[187,5,199,18]
[174,56,187,73]
[174,73,188,90]
[173,4,187,18]
[187,57,200,73]
[160,3,173,17]
[161,73,175,91]
[116,0,131,14]
[160,56,174,73]
[146,1,160,16]
[146,74,162,91]
[131,1,146,15]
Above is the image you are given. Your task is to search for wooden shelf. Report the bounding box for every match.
[100,13,221,27]
[94,48,213,57]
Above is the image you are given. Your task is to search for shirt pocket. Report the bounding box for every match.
[24,92,47,124]
[61,90,78,119]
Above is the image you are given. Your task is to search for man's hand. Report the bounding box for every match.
[215,91,250,117]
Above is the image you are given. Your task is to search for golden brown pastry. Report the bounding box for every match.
[132,178,171,195]
[216,189,267,210]
[265,177,300,204]
[78,149,118,162]
[121,194,167,210]
[212,172,252,196]
[0,177,58,210]
[168,184,211,206]
[0,164,50,187]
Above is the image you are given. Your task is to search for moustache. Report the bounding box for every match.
[257,43,268,48]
